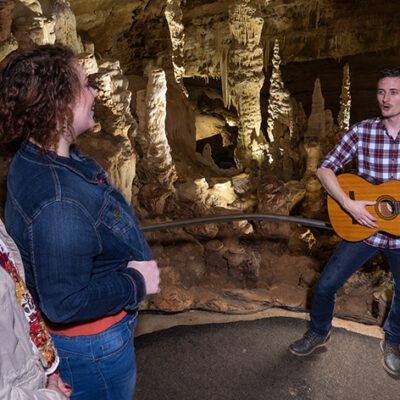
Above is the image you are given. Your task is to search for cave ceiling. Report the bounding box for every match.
[67,0,400,132]
[69,0,400,75]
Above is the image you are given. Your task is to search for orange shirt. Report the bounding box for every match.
[46,310,127,336]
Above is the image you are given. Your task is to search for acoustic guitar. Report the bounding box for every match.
[327,173,400,241]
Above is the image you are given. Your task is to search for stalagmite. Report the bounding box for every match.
[307,79,325,138]
[264,39,307,181]
[266,39,292,144]
[136,68,177,215]
[300,78,330,219]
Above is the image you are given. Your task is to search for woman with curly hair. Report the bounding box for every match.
[1,44,160,400]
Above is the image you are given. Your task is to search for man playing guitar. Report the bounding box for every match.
[289,66,400,377]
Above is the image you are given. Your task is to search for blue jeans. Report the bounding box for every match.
[310,240,400,344]
[50,313,138,400]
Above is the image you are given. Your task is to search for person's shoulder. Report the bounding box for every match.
[346,117,381,134]
[354,117,381,128]
[7,156,58,219]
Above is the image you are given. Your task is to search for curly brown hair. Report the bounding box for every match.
[0,44,80,150]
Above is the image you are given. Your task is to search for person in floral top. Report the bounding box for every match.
[0,218,71,399]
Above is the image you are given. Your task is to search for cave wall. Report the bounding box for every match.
[0,0,398,326]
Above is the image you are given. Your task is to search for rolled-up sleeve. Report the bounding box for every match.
[30,200,145,323]
[317,125,359,173]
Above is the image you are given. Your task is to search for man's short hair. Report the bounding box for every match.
[377,66,400,81]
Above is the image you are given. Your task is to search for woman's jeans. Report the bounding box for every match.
[310,240,400,344]
[50,313,138,400]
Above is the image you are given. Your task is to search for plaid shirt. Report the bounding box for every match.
[318,117,400,249]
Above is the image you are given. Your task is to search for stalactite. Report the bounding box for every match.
[0,0,17,61]
[315,0,320,29]
[165,0,188,97]
[13,0,56,46]
[338,63,351,132]
[220,46,230,108]
[52,0,84,54]
[304,0,321,30]
[0,0,14,41]
[228,0,267,168]
[18,0,42,14]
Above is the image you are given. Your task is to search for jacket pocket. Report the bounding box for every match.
[101,198,134,236]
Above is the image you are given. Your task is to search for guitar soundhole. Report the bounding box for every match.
[375,195,398,221]
[379,201,394,216]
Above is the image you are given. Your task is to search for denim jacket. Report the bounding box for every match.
[5,141,151,324]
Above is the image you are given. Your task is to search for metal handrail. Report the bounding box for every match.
[141,213,333,232]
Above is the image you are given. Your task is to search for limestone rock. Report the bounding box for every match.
[136,68,178,216]
[338,64,351,132]
[165,0,187,96]
[77,59,137,202]
[228,1,267,168]
[51,0,84,54]
[256,175,305,239]
[0,0,14,42]
[268,283,308,309]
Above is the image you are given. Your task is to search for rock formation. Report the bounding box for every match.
[227,0,267,168]
[338,64,351,133]
[165,0,187,96]
[136,68,177,215]
[77,58,138,203]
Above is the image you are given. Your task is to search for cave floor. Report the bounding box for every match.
[134,310,396,400]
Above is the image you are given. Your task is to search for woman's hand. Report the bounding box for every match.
[127,260,161,295]
[46,373,72,398]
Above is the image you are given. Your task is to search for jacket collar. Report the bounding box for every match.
[20,140,108,184]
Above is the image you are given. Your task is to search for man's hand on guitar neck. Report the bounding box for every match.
[316,167,378,229]
[341,197,378,229]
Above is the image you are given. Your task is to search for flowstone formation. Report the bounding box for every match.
[0,0,398,328]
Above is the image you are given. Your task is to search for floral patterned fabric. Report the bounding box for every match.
[0,239,58,375]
